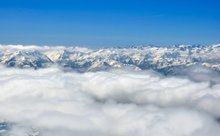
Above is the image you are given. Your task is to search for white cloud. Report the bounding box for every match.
[0,66,220,136]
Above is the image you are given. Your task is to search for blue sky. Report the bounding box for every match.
[0,0,219,48]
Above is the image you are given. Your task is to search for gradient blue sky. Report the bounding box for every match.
[0,0,219,48]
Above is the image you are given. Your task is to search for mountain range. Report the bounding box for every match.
[1,44,220,74]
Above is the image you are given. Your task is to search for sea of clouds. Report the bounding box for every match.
[0,65,220,136]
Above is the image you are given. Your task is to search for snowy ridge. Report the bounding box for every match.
[1,44,220,73]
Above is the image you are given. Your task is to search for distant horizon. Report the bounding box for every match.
[0,38,219,49]
[0,42,220,49]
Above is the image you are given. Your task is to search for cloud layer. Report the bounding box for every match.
[0,66,220,136]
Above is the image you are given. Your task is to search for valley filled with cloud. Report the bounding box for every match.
[0,65,220,136]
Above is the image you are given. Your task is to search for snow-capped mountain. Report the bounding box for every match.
[1,44,220,74]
